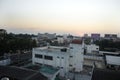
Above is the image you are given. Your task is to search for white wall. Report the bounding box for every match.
[32,45,84,76]
[57,37,64,44]
[32,48,69,77]
[86,44,99,53]
[70,44,84,72]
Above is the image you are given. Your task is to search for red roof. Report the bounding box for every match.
[71,39,82,44]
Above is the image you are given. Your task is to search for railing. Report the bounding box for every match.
[84,55,103,61]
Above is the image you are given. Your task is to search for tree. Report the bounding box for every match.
[0,33,37,56]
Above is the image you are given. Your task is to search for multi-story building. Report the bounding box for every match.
[32,40,84,77]
[84,34,89,38]
[37,33,56,46]
[104,34,117,40]
[56,35,73,44]
[83,44,103,68]
[91,33,101,41]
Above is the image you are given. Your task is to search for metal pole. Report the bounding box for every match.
[90,62,95,80]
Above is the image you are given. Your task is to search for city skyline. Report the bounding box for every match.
[0,0,120,36]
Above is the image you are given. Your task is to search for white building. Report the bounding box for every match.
[86,44,99,54]
[83,44,103,68]
[57,36,64,44]
[32,40,84,77]
[56,35,73,44]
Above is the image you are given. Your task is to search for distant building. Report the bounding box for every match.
[84,34,88,38]
[32,36,37,41]
[73,36,81,40]
[104,34,117,40]
[38,33,56,40]
[56,35,73,44]
[91,33,100,41]
[0,29,7,40]
[32,36,39,44]
[0,29,7,34]
[67,35,73,43]
[32,40,84,77]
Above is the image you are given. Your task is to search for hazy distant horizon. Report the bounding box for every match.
[1,27,120,37]
[0,0,120,36]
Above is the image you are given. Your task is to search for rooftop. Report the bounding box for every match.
[0,66,48,80]
[71,39,83,44]
[24,64,60,80]
[105,55,120,66]
[25,64,59,75]
[33,46,70,53]
[91,68,120,80]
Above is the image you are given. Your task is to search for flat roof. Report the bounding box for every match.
[24,64,59,79]
[40,66,59,75]
[106,55,120,66]
[24,64,59,75]
[33,46,70,53]
[0,66,48,80]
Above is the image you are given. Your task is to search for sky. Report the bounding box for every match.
[0,0,120,36]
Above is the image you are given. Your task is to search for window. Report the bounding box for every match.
[35,54,43,58]
[45,55,53,60]
[61,57,64,59]
[96,48,98,50]
[57,56,59,58]
[61,67,63,69]
[61,48,67,52]
[69,64,73,67]
[70,56,73,58]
